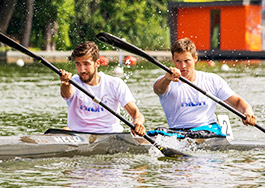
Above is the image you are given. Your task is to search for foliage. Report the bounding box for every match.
[29,0,58,48]
[70,0,170,50]
[7,0,171,50]
[6,0,25,40]
[30,0,74,50]
[53,0,75,50]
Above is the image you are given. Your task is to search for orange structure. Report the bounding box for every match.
[168,1,262,51]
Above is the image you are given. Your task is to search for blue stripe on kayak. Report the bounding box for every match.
[146,130,185,138]
[146,123,226,138]
[189,123,226,137]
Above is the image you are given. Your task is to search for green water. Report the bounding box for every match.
[0,60,264,187]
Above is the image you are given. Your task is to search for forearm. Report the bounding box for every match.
[238,100,253,114]
[153,76,171,95]
[131,110,145,136]
[125,102,145,124]
[225,94,256,126]
[60,82,74,99]
[227,94,253,114]
[132,110,145,126]
[124,102,146,136]
[60,69,74,99]
[154,67,181,95]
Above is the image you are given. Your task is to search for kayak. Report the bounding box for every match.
[0,128,264,161]
[0,129,151,160]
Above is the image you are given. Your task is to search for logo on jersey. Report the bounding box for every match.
[79,95,108,112]
[181,98,206,107]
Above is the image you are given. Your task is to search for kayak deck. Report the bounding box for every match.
[0,131,151,160]
[0,129,264,160]
[199,138,265,151]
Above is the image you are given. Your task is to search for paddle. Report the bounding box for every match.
[0,32,188,158]
[96,32,265,134]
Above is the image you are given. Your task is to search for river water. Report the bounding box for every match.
[0,60,264,187]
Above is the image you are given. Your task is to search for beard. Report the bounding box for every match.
[79,70,96,83]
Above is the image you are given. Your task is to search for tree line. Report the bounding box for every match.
[0,0,170,51]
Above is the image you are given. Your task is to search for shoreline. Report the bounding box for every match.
[1,50,265,64]
[0,50,172,63]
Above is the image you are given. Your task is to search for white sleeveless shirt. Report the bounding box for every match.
[156,71,234,129]
[65,72,135,133]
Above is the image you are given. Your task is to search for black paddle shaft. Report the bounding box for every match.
[0,32,189,157]
[0,32,140,137]
[96,32,265,134]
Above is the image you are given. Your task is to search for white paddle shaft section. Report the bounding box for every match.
[205,92,222,103]
[93,96,101,104]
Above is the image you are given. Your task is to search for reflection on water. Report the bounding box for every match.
[0,150,264,187]
[0,60,264,187]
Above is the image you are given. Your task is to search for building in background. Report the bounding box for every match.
[168,0,263,54]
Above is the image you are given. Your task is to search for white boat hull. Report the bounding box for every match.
[0,129,264,160]
[0,131,151,160]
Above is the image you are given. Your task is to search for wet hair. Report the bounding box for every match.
[71,41,99,62]
[171,38,197,58]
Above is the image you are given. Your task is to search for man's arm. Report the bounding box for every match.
[60,69,75,99]
[124,101,146,136]
[225,93,257,126]
[153,67,181,95]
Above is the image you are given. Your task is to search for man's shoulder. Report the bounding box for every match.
[100,72,126,90]
[100,72,123,82]
[197,71,221,80]
[197,71,227,88]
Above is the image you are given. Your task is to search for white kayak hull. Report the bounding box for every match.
[0,131,151,160]
[198,138,265,151]
[0,129,264,160]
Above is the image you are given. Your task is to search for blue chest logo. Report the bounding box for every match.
[181,99,206,107]
[79,96,108,112]
[80,105,104,112]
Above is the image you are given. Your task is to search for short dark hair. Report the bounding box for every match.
[71,41,99,62]
[171,38,197,58]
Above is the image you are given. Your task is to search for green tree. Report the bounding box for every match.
[6,0,171,50]
[53,0,75,50]
[70,0,170,50]
[0,0,18,34]
[32,0,74,50]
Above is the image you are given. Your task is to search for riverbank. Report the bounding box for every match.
[1,49,265,64]
[0,50,172,63]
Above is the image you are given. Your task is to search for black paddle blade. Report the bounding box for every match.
[155,144,190,158]
[0,32,40,60]
[96,32,150,60]
[143,133,190,158]
[96,32,172,74]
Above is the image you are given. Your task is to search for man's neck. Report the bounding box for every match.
[185,70,196,82]
[87,72,100,86]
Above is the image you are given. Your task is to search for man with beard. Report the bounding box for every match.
[60,41,145,136]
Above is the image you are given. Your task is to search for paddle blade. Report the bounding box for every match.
[96,32,171,73]
[96,32,147,58]
[143,133,189,157]
[155,144,190,158]
[0,32,40,60]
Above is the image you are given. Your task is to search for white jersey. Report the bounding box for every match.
[65,72,135,133]
[156,71,234,129]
